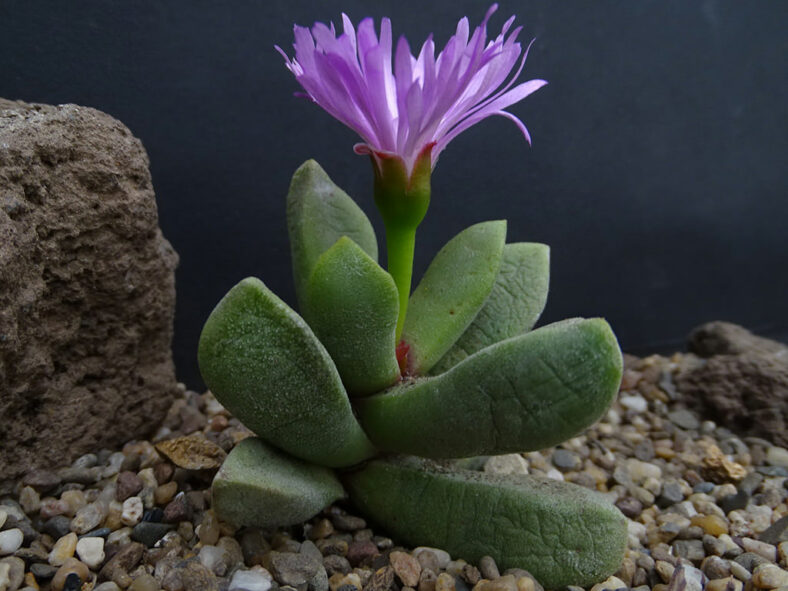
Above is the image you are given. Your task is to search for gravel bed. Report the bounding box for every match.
[1,352,787,591]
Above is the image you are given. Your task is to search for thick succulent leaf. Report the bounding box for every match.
[357,318,623,458]
[212,438,345,528]
[198,277,376,467]
[303,236,400,396]
[401,220,506,374]
[431,242,549,375]
[287,159,378,308]
[343,456,627,589]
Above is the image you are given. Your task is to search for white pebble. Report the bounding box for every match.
[766,446,788,468]
[229,567,273,591]
[413,547,451,568]
[545,468,565,481]
[620,395,648,412]
[626,458,663,483]
[76,536,106,569]
[483,454,529,475]
[121,496,144,526]
[0,528,24,555]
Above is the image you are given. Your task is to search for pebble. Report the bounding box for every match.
[479,556,500,580]
[331,514,366,532]
[483,455,529,475]
[691,514,729,536]
[131,522,173,547]
[620,394,648,412]
[0,510,5,529]
[71,501,106,534]
[121,497,144,526]
[668,409,701,430]
[51,557,90,591]
[49,532,78,566]
[391,551,422,587]
[589,575,626,591]
[229,567,274,591]
[552,449,582,472]
[76,535,105,569]
[95,583,122,591]
[742,537,779,562]
[116,471,144,502]
[0,557,25,591]
[129,573,159,591]
[0,529,23,556]
[752,563,788,588]
[766,447,788,469]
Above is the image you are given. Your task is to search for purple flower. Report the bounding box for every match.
[276,4,547,177]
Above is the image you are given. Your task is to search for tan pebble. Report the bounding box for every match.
[104,501,123,530]
[19,485,41,514]
[742,538,778,562]
[129,573,159,591]
[390,551,422,587]
[779,542,788,567]
[436,573,456,591]
[154,481,178,505]
[420,569,438,591]
[60,490,86,516]
[706,576,743,591]
[48,532,78,566]
[590,575,626,591]
[655,561,675,583]
[472,580,489,591]
[51,557,90,591]
[728,511,755,538]
[76,536,105,570]
[24,570,40,590]
[196,511,220,545]
[155,434,227,470]
[702,444,747,483]
[330,572,362,591]
[691,514,729,536]
[516,576,534,591]
[753,564,788,589]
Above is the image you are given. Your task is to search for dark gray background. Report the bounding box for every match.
[2,1,786,389]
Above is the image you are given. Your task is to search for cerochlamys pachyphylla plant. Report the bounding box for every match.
[200,6,627,588]
[276,3,546,341]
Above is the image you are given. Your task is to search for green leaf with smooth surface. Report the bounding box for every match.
[343,456,627,589]
[303,236,400,396]
[287,159,378,308]
[431,242,550,375]
[358,318,623,458]
[198,277,376,467]
[401,220,506,374]
[212,437,345,528]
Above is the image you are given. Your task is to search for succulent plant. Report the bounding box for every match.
[199,161,626,588]
[199,7,627,588]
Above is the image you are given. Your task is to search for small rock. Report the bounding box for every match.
[691,514,729,536]
[331,514,366,532]
[76,536,106,569]
[121,497,144,526]
[703,445,747,483]
[267,550,321,587]
[240,528,271,567]
[200,545,231,576]
[18,486,41,514]
[589,575,626,591]
[766,447,788,469]
[752,563,788,588]
[365,566,395,591]
[742,538,778,563]
[701,556,732,580]
[483,454,529,475]
[668,409,701,430]
[98,542,145,586]
[620,395,648,412]
[31,561,58,580]
[131,522,173,547]
[435,573,455,591]
[95,583,122,591]
[720,490,751,514]
[116,471,144,502]
[390,551,421,587]
[49,532,78,566]
[551,449,582,472]
[0,556,25,591]
[51,557,90,591]
[22,470,62,493]
[163,491,193,523]
[479,556,500,580]
[155,434,227,470]
[705,577,742,591]
[658,480,685,507]
[673,539,706,562]
[70,502,106,534]
[346,540,378,567]
[0,529,23,556]
[229,567,275,591]
[760,515,788,545]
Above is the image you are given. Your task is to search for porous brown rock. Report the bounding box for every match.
[0,99,179,479]
[677,322,788,447]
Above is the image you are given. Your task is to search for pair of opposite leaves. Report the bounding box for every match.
[198,160,622,468]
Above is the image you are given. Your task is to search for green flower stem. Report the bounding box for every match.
[369,144,434,344]
[384,222,417,340]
